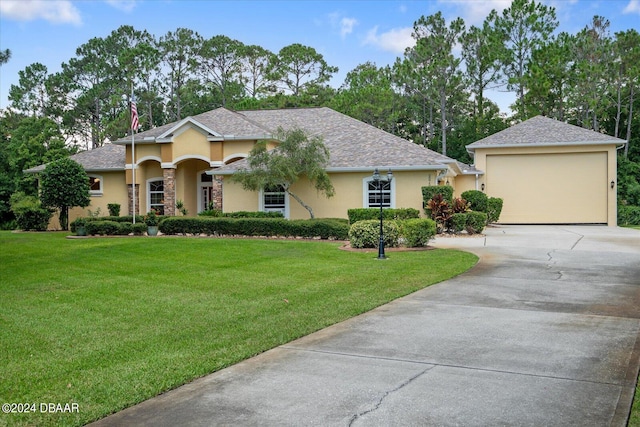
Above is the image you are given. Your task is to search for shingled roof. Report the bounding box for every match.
[25,143,125,173]
[466,115,626,152]
[115,107,455,172]
[239,108,453,171]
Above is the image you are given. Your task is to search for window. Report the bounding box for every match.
[88,175,103,195]
[363,177,395,208]
[148,179,164,215]
[262,185,286,215]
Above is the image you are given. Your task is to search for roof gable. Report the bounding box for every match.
[467,116,626,151]
[114,108,272,144]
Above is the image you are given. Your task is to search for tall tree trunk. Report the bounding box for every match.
[615,79,622,138]
[625,84,635,159]
[440,88,447,156]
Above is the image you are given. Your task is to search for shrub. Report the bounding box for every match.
[451,197,470,213]
[198,209,223,217]
[159,217,348,240]
[400,218,436,247]
[10,192,53,231]
[427,194,452,233]
[197,210,283,218]
[348,220,400,249]
[422,185,454,204]
[86,220,120,236]
[618,204,640,226]
[132,223,147,235]
[450,213,467,233]
[465,211,488,234]
[347,208,419,224]
[486,197,503,224]
[107,203,121,217]
[461,190,488,212]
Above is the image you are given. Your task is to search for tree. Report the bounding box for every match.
[232,127,334,218]
[241,44,277,98]
[270,44,338,100]
[404,12,466,156]
[9,63,49,117]
[0,49,10,65]
[496,0,558,119]
[330,62,401,133]
[39,158,90,230]
[522,32,573,120]
[613,29,640,158]
[197,35,246,108]
[461,10,507,135]
[568,16,614,131]
[158,28,201,121]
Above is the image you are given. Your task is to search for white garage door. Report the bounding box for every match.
[486,152,608,224]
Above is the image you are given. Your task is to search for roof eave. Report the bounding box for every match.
[467,140,624,152]
[210,164,449,176]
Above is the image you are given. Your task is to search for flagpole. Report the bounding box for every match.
[131,83,136,224]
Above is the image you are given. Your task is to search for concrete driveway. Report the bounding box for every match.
[91,225,640,426]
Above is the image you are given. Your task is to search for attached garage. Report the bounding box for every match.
[467,116,626,226]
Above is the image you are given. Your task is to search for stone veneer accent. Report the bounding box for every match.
[127,184,140,216]
[212,177,223,211]
[163,168,176,216]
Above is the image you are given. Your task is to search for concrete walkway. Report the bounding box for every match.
[91,225,640,426]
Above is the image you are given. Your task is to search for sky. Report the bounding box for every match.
[1,0,639,113]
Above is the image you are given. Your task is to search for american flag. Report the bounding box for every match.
[131,98,139,132]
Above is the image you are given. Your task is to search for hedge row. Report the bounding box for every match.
[347,208,420,224]
[198,210,284,218]
[70,215,150,233]
[159,217,349,240]
[348,218,437,248]
[84,221,147,236]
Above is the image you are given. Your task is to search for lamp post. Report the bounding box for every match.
[373,168,393,260]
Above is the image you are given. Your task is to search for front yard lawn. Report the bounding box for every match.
[0,232,477,426]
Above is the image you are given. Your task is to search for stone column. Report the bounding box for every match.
[163,168,176,216]
[213,177,223,211]
[127,184,140,217]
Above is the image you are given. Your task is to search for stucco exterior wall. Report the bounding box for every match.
[452,175,479,198]
[127,143,161,164]
[222,179,259,212]
[222,170,439,220]
[223,140,255,163]
[58,171,129,229]
[172,127,210,162]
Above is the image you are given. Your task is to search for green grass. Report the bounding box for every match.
[0,232,477,426]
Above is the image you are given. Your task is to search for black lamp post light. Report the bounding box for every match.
[372,168,393,260]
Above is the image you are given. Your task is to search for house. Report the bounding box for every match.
[27,107,469,225]
[26,109,624,227]
[466,116,626,226]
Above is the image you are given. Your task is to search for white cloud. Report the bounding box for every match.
[623,0,640,15]
[0,0,82,25]
[340,17,357,38]
[363,26,415,54]
[105,0,137,13]
[328,12,358,39]
[438,0,511,26]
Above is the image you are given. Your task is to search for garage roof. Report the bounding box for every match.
[466,115,627,152]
